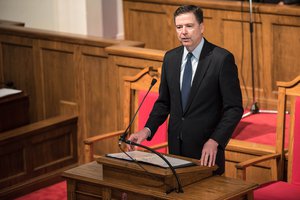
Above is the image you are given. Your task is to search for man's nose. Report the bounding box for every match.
[182,27,187,34]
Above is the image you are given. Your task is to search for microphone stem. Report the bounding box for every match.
[120,84,154,142]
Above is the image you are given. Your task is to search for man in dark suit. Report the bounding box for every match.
[128,5,243,175]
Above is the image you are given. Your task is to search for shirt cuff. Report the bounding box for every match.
[144,127,152,139]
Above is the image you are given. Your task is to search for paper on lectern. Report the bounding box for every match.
[106,150,195,168]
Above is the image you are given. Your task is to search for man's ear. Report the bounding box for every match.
[200,23,205,35]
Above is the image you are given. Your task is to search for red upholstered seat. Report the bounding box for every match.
[254,181,300,200]
[138,91,168,153]
[232,112,290,148]
[253,97,300,199]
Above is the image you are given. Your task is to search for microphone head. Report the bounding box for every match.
[151,78,157,86]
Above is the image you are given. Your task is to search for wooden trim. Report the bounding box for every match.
[123,0,300,16]
[0,25,144,47]
[277,76,300,88]
[105,45,165,61]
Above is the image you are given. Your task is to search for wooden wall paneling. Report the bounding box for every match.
[0,39,3,83]
[39,40,77,119]
[0,140,26,186]
[72,45,84,164]
[0,24,145,163]
[221,10,265,109]
[32,40,45,122]
[29,122,77,176]
[259,13,300,110]
[123,1,179,50]
[0,115,78,199]
[271,17,300,91]
[201,8,223,46]
[79,45,120,157]
[123,0,300,110]
[0,35,40,122]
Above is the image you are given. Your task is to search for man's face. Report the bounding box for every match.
[175,12,204,52]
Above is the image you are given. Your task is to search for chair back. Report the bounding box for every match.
[289,97,300,185]
[276,76,300,182]
[123,67,168,152]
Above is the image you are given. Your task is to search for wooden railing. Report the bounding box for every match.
[0,114,78,199]
[0,25,144,163]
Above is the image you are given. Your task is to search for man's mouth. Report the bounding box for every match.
[181,38,190,42]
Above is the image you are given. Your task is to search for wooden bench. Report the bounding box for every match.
[0,101,78,199]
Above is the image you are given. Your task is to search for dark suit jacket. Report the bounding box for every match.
[145,39,243,174]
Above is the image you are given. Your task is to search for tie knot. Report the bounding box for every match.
[187,52,193,59]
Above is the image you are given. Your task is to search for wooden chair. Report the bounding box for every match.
[84,67,168,163]
[235,76,300,199]
[225,78,296,183]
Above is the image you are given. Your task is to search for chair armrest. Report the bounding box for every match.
[141,142,168,152]
[149,142,168,151]
[83,130,125,163]
[236,153,281,180]
[84,130,125,145]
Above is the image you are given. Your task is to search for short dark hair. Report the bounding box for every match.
[174,5,203,24]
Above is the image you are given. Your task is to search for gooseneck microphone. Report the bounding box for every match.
[119,78,157,144]
[118,78,184,194]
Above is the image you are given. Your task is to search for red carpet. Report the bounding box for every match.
[15,181,67,200]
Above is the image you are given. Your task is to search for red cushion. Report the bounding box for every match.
[232,112,290,148]
[138,91,167,153]
[254,181,300,200]
[292,97,300,186]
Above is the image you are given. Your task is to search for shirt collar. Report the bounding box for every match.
[183,38,204,61]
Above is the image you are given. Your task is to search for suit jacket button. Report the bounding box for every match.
[182,117,184,121]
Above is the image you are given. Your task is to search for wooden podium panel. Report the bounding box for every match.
[98,154,217,194]
[62,160,258,200]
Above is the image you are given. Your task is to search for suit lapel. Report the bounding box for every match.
[173,47,184,111]
[183,39,214,114]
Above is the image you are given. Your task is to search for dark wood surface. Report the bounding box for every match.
[62,161,258,200]
[0,114,78,199]
[0,91,29,132]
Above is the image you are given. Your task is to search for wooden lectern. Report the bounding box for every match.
[63,152,258,199]
[98,152,217,194]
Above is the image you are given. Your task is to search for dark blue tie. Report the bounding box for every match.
[181,52,193,111]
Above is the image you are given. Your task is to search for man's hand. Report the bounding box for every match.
[200,139,218,167]
[126,128,150,151]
